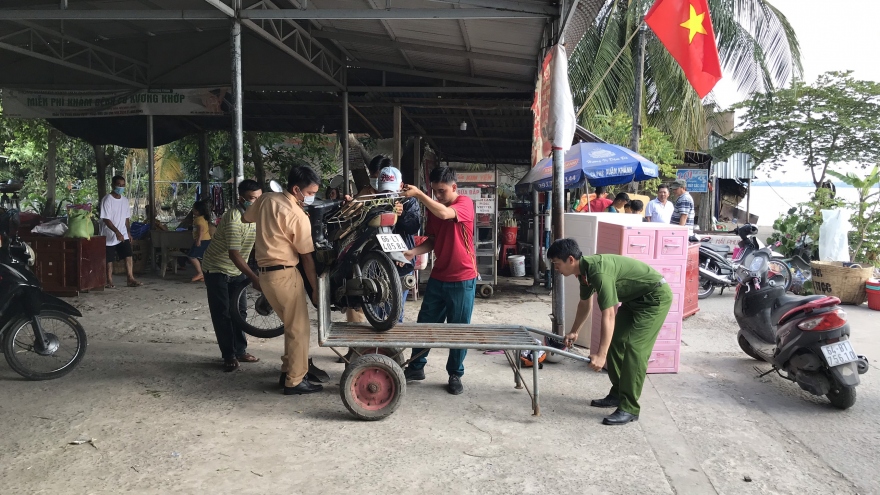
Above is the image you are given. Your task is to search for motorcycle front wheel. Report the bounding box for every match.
[2,311,87,380]
[359,251,403,331]
[231,280,284,339]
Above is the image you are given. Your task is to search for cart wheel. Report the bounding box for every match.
[340,354,405,421]
[479,284,494,299]
[349,347,407,367]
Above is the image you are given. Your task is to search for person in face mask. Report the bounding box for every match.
[243,164,324,395]
[201,180,264,372]
[100,175,141,288]
[356,154,387,197]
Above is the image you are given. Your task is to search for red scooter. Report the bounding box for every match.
[734,247,868,409]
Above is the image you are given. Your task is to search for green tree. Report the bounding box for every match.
[713,71,880,189]
[591,111,678,194]
[826,166,880,264]
[569,0,802,151]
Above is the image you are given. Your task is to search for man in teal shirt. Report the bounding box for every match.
[548,239,672,425]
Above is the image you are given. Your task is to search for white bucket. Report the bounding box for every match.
[509,255,526,277]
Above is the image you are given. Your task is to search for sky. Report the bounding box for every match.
[710,0,880,182]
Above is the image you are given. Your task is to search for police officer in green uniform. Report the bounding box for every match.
[547,238,673,425]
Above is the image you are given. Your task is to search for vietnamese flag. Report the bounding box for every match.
[645,0,722,98]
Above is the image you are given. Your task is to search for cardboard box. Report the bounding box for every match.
[112,239,151,275]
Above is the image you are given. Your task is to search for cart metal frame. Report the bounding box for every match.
[317,273,591,419]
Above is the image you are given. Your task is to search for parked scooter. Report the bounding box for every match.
[734,247,868,409]
[232,182,409,335]
[697,224,792,299]
[0,209,87,380]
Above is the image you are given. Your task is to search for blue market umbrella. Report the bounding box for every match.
[515,142,659,194]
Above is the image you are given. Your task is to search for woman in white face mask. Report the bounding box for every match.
[357,154,388,197]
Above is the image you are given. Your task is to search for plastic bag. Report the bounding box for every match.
[32,218,68,237]
[66,208,94,239]
[818,209,852,262]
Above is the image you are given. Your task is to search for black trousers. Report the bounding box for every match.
[205,272,249,360]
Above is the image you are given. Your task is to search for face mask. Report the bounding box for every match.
[113,187,125,195]
[370,178,379,189]
[302,194,316,206]
[242,201,253,209]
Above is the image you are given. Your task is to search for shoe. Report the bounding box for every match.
[280,371,325,387]
[308,358,330,383]
[223,358,240,372]
[283,379,323,395]
[447,375,463,395]
[602,408,639,425]
[236,353,260,363]
[590,394,620,408]
[404,367,425,381]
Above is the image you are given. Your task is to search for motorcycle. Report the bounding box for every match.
[0,209,87,380]
[734,246,868,409]
[697,224,792,299]
[232,182,411,335]
[783,233,814,295]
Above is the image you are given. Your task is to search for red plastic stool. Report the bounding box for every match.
[500,244,519,272]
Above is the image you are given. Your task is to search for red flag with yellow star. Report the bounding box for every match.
[645,0,722,98]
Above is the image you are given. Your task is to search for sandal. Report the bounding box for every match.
[127,280,143,287]
[223,358,240,372]
[190,275,204,283]
[104,284,116,289]
[236,353,260,363]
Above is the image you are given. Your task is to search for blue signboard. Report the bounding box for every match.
[675,168,708,193]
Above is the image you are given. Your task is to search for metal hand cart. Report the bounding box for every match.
[317,273,591,420]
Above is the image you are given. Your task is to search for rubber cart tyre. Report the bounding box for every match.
[479,284,494,299]
[827,385,856,410]
[340,354,405,421]
[359,251,403,332]
[3,311,87,380]
[231,280,284,339]
[349,347,407,367]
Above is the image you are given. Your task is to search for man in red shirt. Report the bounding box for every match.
[588,186,613,212]
[401,167,478,395]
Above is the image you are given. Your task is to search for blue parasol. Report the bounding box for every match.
[515,142,660,194]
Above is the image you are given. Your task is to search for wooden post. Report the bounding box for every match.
[411,136,421,187]
[393,105,402,167]
[43,129,59,217]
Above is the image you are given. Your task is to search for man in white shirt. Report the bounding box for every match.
[645,184,674,224]
[100,175,141,288]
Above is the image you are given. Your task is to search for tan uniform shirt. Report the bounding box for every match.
[242,191,314,268]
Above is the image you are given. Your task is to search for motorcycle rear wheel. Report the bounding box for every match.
[231,280,284,339]
[698,276,715,299]
[2,311,87,380]
[826,385,857,410]
[359,251,403,332]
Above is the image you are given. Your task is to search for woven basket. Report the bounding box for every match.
[810,261,874,305]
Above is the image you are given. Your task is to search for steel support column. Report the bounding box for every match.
[198,132,210,201]
[393,106,402,168]
[231,14,244,193]
[532,189,540,285]
[551,147,565,336]
[341,90,350,197]
[147,115,156,230]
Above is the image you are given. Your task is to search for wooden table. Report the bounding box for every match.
[150,230,194,277]
[21,235,106,296]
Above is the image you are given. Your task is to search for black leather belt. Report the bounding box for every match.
[259,265,294,273]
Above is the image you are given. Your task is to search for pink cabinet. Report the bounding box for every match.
[590,222,688,373]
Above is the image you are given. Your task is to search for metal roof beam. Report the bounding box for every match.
[0,10,229,21]
[203,0,235,17]
[240,0,344,89]
[353,61,533,91]
[240,9,551,20]
[400,106,443,158]
[425,0,559,16]
[312,29,534,66]
[0,25,148,87]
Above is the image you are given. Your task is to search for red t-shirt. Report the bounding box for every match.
[426,195,478,282]
[588,197,613,213]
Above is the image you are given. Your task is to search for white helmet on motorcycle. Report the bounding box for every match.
[377,166,402,193]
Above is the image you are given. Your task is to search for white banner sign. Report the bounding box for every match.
[1,88,229,118]
[531,44,576,166]
[476,198,494,214]
[459,187,482,200]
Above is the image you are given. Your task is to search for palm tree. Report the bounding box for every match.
[569,0,802,151]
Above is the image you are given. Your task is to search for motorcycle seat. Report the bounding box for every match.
[771,294,829,325]
[701,243,731,254]
[306,199,343,216]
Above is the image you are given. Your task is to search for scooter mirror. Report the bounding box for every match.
[268,180,284,193]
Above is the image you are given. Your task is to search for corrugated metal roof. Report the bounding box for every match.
[708,133,755,179]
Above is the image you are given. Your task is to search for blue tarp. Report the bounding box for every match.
[515,143,660,194]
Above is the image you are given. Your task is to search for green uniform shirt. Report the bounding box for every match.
[201,207,256,277]
[578,254,664,310]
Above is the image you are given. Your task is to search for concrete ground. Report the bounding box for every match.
[0,273,877,494]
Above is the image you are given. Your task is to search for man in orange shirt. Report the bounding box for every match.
[243,164,322,395]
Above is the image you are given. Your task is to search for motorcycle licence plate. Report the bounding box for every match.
[377,234,407,252]
[821,340,858,367]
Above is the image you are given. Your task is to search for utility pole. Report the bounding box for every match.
[628,23,648,192]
